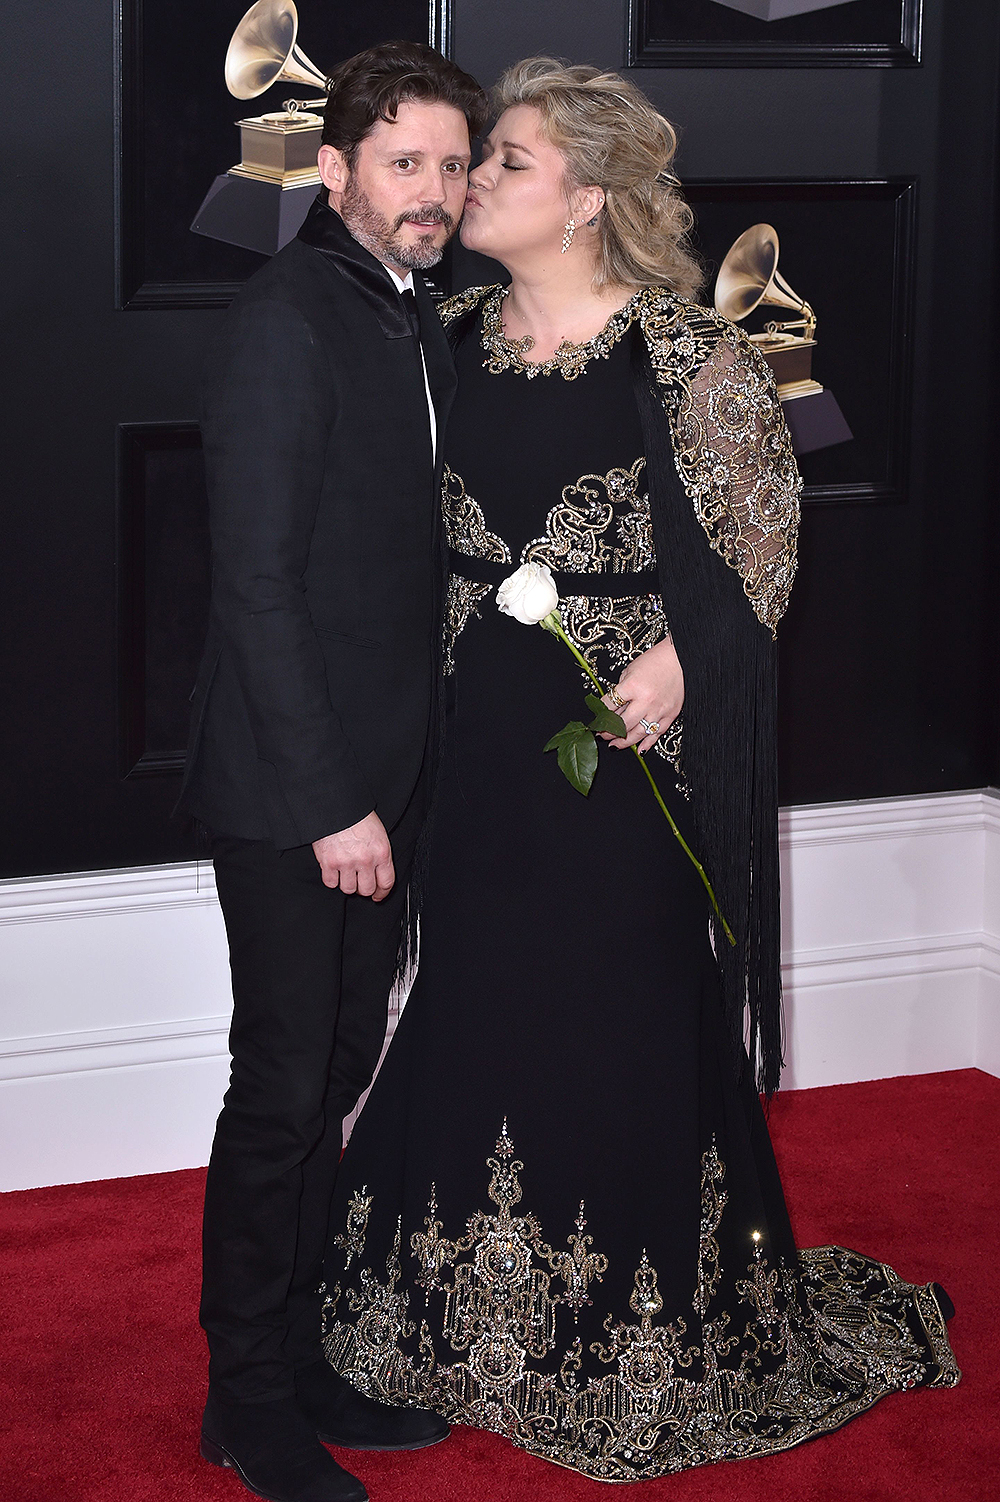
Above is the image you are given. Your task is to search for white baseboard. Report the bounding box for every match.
[976,798,1000,1073]
[2,789,997,1190]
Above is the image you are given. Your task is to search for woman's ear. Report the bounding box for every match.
[574,186,605,228]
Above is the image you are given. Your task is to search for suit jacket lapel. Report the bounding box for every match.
[297,196,412,339]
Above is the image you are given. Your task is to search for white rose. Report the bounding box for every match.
[496,562,560,625]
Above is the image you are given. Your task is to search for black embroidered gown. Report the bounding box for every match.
[321,291,958,1483]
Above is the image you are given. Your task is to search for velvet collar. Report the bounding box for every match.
[296,195,413,340]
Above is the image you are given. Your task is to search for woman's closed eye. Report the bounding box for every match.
[478,141,527,171]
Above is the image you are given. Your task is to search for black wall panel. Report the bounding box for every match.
[628,0,922,69]
[2,0,998,877]
[117,423,210,777]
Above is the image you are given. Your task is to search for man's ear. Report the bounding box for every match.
[318,144,349,197]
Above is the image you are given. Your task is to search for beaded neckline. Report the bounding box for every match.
[479,285,644,382]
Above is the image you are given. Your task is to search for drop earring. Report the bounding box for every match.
[561,219,576,254]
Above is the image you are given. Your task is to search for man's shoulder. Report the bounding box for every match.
[227,237,339,321]
[203,244,345,390]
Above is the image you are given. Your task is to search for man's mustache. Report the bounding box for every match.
[393,207,454,232]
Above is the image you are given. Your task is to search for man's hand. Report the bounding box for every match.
[312,812,395,900]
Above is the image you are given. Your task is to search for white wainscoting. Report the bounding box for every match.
[778,790,1000,1089]
[1,789,997,1191]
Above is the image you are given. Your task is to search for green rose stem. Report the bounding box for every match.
[541,610,735,947]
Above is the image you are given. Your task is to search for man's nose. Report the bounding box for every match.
[418,168,447,203]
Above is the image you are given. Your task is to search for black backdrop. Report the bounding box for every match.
[3,0,998,878]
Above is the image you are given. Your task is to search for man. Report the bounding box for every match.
[178,41,487,1502]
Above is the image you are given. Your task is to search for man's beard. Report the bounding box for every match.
[340,175,454,270]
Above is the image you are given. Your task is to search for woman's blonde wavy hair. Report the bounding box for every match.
[493,58,703,300]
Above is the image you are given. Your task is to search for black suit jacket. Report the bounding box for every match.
[178,198,456,848]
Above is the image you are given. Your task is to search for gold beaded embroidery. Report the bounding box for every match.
[634,296,800,635]
[332,1186,373,1272]
[443,575,492,677]
[693,1141,726,1317]
[440,458,683,783]
[557,592,668,677]
[438,465,511,677]
[462,285,644,382]
[521,459,653,575]
[442,464,511,564]
[442,459,671,683]
[436,282,491,328]
[323,1126,959,1483]
[438,285,801,633]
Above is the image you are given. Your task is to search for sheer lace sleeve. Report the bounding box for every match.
[670,331,801,633]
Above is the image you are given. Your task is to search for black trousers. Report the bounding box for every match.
[201,789,424,1402]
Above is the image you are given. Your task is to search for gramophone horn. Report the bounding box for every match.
[714,223,814,335]
[225,0,330,101]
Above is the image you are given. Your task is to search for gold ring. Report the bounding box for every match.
[639,718,660,735]
[609,685,627,708]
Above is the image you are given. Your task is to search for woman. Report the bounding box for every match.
[320,60,958,1482]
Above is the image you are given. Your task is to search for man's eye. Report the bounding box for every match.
[395,159,413,169]
[444,162,466,174]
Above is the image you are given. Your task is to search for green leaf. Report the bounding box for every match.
[559,731,599,796]
[543,721,599,795]
[543,721,587,754]
[585,694,626,738]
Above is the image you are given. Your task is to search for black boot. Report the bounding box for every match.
[201,1393,368,1502]
[295,1359,449,1452]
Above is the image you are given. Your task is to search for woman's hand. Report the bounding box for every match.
[600,634,684,754]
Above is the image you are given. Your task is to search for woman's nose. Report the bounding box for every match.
[468,164,489,191]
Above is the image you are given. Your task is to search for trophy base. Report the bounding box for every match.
[776,378,824,401]
[779,386,854,457]
[229,164,323,187]
[710,0,848,19]
[190,173,319,256]
[754,336,817,391]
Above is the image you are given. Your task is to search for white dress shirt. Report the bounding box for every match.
[383,265,438,464]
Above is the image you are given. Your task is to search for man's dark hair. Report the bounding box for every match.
[322,41,488,164]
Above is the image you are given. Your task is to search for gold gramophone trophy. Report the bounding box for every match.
[714,224,852,455]
[191,1,330,255]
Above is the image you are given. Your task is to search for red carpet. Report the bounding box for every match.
[2,1069,995,1501]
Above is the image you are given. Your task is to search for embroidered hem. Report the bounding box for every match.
[322,1126,959,1484]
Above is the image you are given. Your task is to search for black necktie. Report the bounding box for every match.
[401,287,421,340]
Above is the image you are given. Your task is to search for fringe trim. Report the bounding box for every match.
[632,332,784,1094]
